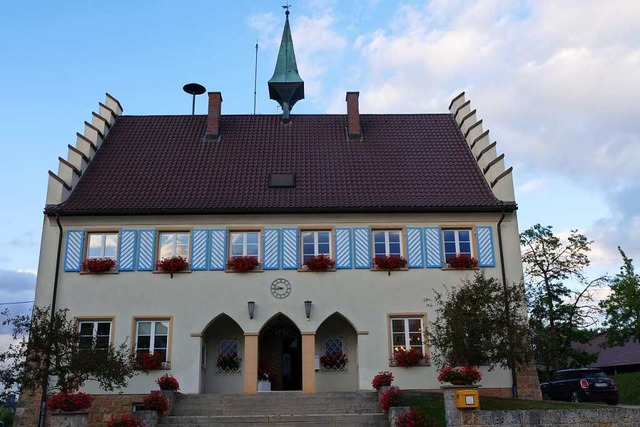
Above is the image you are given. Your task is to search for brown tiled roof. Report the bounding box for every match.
[46,114,516,215]
[575,336,640,368]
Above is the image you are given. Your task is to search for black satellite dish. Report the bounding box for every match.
[183,83,206,115]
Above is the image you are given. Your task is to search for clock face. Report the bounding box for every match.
[270,278,292,299]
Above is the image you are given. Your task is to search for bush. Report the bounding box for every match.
[143,391,170,415]
[0,407,14,426]
[395,408,432,427]
[380,387,403,412]
[107,415,145,427]
[47,391,94,412]
[156,374,179,391]
[372,371,394,390]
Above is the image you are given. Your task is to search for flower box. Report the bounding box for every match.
[107,415,145,427]
[371,371,394,390]
[136,352,165,370]
[226,256,260,272]
[156,374,179,391]
[155,255,189,277]
[437,365,482,385]
[258,380,271,392]
[48,391,94,413]
[216,352,241,372]
[446,254,478,269]
[320,351,348,370]
[143,391,170,415]
[303,254,335,271]
[393,347,424,367]
[82,257,116,273]
[373,255,407,275]
[50,412,89,427]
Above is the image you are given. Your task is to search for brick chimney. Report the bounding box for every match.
[346,91,361,140]
[205,92,222,140]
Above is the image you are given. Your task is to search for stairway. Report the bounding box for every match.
[159,391,389,426]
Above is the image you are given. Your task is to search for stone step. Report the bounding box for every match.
[159,413,389,426]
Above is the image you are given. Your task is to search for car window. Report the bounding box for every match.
[581,371,608,379]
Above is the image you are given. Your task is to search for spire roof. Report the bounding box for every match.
[268,10,305,123]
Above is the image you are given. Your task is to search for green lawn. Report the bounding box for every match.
[614,371,640,405]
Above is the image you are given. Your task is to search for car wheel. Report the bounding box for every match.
[606,400,618,406]
[570,391,581,403]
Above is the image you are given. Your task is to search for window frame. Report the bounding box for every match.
[156,230,191,262]
[387,313,429,367]
[132,316,173,364]
[371,228,405,258]
[299,228,334,269]
[76,317,114,351]
[441,227,475,264]
[227,229,262,261]
[216,338,242,375]
[320,336,348,373]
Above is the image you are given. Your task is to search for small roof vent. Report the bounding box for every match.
[269,173,296,188]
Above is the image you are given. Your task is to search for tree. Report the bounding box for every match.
[427,271,532,370]
[520,224,602,376]
[600,247,640,346]
[0,306,142,397]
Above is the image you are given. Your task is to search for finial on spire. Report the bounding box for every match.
[282,1,290,17]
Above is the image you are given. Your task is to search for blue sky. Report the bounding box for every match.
[0,0,638,316]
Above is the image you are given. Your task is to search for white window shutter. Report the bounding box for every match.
[191,229,210,271]
[353,227,371,269]
[334,228,352,269]
[281,228,298,270]
[424,227,443,268]
[263,229,281,270]
[64,230,85,272]
[406,227,424,268]
[476,226,496,267]
[136,230,155,271]
[118,230,137,271]
[209,229,227,270]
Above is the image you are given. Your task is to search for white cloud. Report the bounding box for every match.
[516,178,545,196]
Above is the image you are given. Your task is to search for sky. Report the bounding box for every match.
[0,0,638,322]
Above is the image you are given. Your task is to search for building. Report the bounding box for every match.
[26,10,539,420]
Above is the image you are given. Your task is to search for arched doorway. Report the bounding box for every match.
[201,314,244,394]
[315,312,359,391]
[259,313,302,391]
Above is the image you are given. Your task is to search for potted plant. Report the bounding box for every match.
[437,365,482,385]
[393,347,424,367]
[136,352,165,370]
[373,255,407,275]
[216,352,241,372]
[320,351,348,370]
[379,387,403,412]
[226,256,260,272]
[155,255,189,277]
[304,254,335,271]
[48,391,94,427]
[82,257,116,273]
[258,365,271,392]
[107,415,145,427]
[371,371,394,390]
[156,374,179,391]
[143,391,170,415]
[446,254,478,269]
[395,408,431,427]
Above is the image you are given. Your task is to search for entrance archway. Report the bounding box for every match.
[259,313,302,391]
[201,313,244,394]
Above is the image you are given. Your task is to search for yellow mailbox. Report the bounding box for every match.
[455,389,480,409]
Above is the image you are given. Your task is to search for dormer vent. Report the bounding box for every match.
[269,173,296,188]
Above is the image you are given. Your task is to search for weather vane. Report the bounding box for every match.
[282,1,291,16]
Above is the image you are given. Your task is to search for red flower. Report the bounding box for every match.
[379,387,403,412]
[47,391,94,412]
[143,391,170,415]
[373,255,407,272]
[156,255,189,273]
[155,374,179,391]
[394,409,433,427]
[393,347,424,367]
[320,351,348,369]
[371,371,394,390]
[107,415,145,427]
[226,256,260,272]
[437,365,482,385]
[446,254,478,269]
[82,257,116,272]
[136,352,165,370]
[304,254,335,271]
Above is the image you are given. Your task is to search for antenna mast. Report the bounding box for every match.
[253,42,259,115]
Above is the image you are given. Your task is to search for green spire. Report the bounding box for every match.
[268,9,304,123]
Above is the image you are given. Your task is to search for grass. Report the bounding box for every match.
[614,371,640,405]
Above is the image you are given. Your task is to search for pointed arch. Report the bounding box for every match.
[200,312,244,335]
[315,311,359,334]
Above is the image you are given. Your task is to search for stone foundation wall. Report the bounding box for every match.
[461,408,640,427]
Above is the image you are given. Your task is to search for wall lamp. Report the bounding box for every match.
[247,301,255,319]
[304,300,312,321]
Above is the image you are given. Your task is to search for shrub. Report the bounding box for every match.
[107,415,145,427]
[143,391,170,415]
[156,374,179,391]
[47,391,94,412]
[371,371,394,390]
[380,387,403,412]
[394,408,432,427]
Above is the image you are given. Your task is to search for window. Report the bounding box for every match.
[229,231,260,259]
[390,316,425,361]
[78,320,111,350]
[158,232,189,260]
[217,339,241,374]
[135,319,169,361]
[442,229,472,262]
[86,232,118,259]
[301,230,332,264]
[372,230,403,257]
[321,337,348,372]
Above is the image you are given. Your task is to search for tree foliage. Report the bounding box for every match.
[600,247,640,347]
[427,271,532,370]
[520,224,602,375]
[0,306,142,395]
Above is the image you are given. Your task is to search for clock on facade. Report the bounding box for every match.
[270,278,292,299]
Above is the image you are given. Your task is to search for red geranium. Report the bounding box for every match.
[446,254,478,269]
[379,387,403,412]
[136,352,164,370]
[47,391,94,412]
[373,255,407,274]
[156,255,189,273]
[226,256,260,272]
[437,365,482,385]
[304,254,335,271]
[107,415,145,427]
[156,374,179,391]
[371,371,394,390]
[393,347,423,367]
[143,391,170,415]
[320,351,348,369]
[82,257,116,272]
[394,409,432,427]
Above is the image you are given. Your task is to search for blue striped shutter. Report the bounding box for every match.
[136,230,156,271]
[406,227,424,268]
[209,229,227,270]
[475,226,496,267]
[334,228,352,269]
[191,229,209,271]
[118,230,137,271]
[424,227,443,268]
[281,228,298,270]
[263,229,280,270]
[353,227,371,269]
[64,230,85,272]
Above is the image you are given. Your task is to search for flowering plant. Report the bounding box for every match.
[393,347,423,367]
[373,255,407,275]
[258,364,270,381]
[47,391,94,412]
[379,387,403,412]
[156,255,189,274]
[156,374,179,391]
[227,256,260,272]
[136,352,165,370]
[304,254,335,271]
[143,391,170,415]
[320,351,348,369]
[394,409,431,427]
[107,415,145,427]
[437,365,482,385]
[371,371,394,390]
[216,353,241,371]
[446,254,478,269]
[82,257,116,272]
